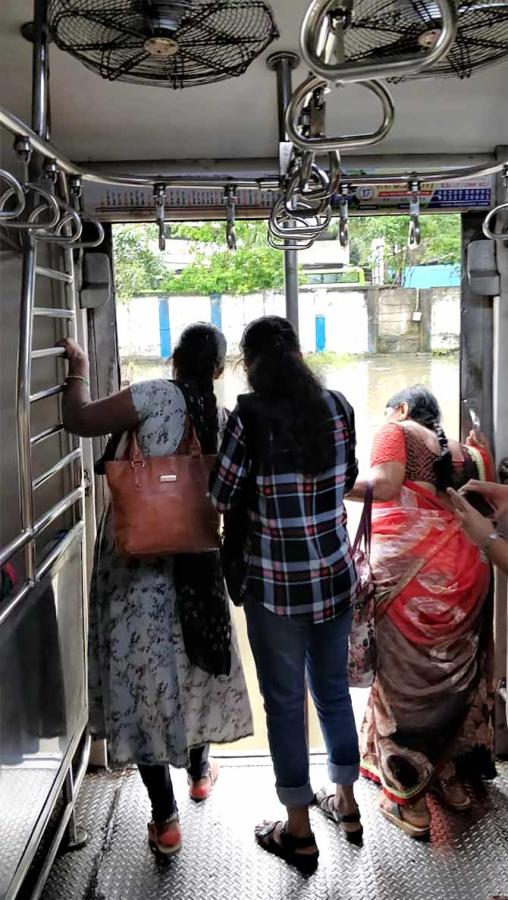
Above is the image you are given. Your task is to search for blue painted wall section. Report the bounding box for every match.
[315,314,326,353]
[403,264,460,289]
[158,297,171,358]
[210,293,222,330]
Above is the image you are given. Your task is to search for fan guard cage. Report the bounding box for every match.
[47,0,279,88]
[337,0,508,80]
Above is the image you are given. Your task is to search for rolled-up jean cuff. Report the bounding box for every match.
[328,761,360,786]
[276,782,315,808]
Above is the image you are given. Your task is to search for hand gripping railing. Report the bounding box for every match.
[286,76,395,153]
[300,0,458,84]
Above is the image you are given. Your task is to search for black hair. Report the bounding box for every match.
[241,316,336,475]
[172,323,226,453]
[386,384,455,490]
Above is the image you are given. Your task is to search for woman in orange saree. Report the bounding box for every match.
[348,385,496,839]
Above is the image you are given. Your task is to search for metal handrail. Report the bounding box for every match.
[339,160,508,187]
[0,530,32,570]
[300,0,458,83]
[33,448,82,491]
[30,383,65,403]
[268,231,314,250]
[0,104,278,192]
[286,76,395,152]
[0,169,25,220]
[33,307,75,319]
[0,102,506,194]
[1,183,60,231]
[483,202,508,241]
[73,217,105,249]
[0,520,84,629]
[31,423,64,446]
[31,347,67,359]
[36,265,74,283]
[35,198,83,245]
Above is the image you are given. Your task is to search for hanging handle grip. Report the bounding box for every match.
[482,202,508,242]
[300,0,458,83]
[286,75,394,152]
[0,170,25,220]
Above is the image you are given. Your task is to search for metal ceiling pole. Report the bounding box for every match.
[31,0,49,139]
[267,51,300,333]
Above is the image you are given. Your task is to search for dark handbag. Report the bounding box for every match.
[348,484,376,687]
[221,505,251,606]
[105,420,219,558]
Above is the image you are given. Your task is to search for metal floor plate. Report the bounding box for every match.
[41,758,508,900]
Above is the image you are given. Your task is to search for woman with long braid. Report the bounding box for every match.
[348,385,496,839]
[59,324,252,857]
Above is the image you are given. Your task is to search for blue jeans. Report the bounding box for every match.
[244,598,359,808]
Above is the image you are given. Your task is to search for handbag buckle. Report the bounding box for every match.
[131,460,146,469]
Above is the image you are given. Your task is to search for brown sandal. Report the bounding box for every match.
[379,799,430,840]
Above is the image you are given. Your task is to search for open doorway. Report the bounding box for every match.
[112,214,462,752]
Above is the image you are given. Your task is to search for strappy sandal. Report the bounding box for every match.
[314,789,363,846]
[379,799,430,840]
[255,821,319,874]
[188,760,219,802]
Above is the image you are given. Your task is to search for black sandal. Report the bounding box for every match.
[314,789,363,846]
[255,821,319,874]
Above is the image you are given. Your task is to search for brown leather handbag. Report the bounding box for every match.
[105,421,220,558]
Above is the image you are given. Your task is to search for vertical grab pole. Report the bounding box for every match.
[17,238,37,582]
[267,52,301,333]
[16,0,50,581]
[493,148,508,755]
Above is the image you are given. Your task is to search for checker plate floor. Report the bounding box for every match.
[40,757,508,900]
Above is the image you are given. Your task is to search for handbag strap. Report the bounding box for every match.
[353,483,373,556]
[176,417,202,458]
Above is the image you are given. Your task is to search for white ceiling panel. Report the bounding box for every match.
[0,0,507,162]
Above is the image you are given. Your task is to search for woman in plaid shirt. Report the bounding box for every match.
[209,316,361,873]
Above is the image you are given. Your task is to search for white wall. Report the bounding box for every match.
[431,290,461,352]
[117,287,458,360]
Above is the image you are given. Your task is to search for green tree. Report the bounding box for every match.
[113,223,169,300]
[348,214,461,286]
[164,221,286,295]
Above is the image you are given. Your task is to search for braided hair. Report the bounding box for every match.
[386,384,455,490]
[172,323,227,453]
[241,316,336,475]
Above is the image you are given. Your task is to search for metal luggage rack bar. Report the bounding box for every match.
[0,102,507,196]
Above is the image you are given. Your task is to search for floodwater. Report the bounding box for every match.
[121,352,459,752]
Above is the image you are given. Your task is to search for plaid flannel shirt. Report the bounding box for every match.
[209,391,358,623]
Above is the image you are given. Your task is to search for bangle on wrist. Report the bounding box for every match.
[66,375,90,386]
[480,530,499,562]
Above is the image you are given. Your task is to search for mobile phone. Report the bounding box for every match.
[463,491,496,519]
[461,398,481,435]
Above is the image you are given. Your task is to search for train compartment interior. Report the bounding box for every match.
[0,1,507,898]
